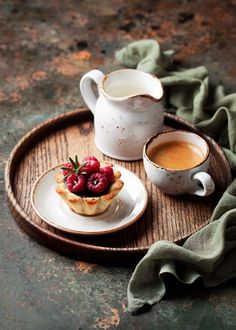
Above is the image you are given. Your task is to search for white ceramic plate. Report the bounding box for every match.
[31,164,148,235]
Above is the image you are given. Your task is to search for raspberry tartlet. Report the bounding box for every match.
[55,156,124,216]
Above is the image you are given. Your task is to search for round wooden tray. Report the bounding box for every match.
[5,108,232,265]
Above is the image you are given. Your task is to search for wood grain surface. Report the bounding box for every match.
[5,108,232,264]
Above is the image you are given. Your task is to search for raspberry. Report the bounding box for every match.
[100,166,115,183]
[66,173,86,193]
[87,173,109,194]
[81,156,100,175]
[82,156,99,162]
[62,162,74,176]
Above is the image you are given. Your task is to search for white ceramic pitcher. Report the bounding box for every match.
[80,68,164,160]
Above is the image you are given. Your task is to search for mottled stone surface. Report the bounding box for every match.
[1,0,236,329]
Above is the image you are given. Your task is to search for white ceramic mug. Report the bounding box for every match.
[80,69,164,160]
[143,130,215,196]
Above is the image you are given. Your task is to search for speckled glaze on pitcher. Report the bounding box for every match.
[80,68,164,160]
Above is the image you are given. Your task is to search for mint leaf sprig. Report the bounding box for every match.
[61,155,87,180]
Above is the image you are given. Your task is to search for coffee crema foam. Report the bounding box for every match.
[148,141,204,170]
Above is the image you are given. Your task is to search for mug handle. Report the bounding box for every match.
[190,172,215,196]
[80,69,105,114]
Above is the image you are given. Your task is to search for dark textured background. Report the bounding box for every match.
[1,0,236,329]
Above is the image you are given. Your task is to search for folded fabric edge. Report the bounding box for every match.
[127,260,202,314]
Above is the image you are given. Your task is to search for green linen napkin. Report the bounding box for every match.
[116,40,236,314]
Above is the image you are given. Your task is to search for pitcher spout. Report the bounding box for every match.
[137,73,163,102]
[101,69,163,102]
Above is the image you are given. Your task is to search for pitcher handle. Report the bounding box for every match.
[80,69,105,114]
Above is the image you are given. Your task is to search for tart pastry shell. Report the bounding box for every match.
[55,170,124,216]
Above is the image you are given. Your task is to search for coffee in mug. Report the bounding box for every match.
[148,141,204,170]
